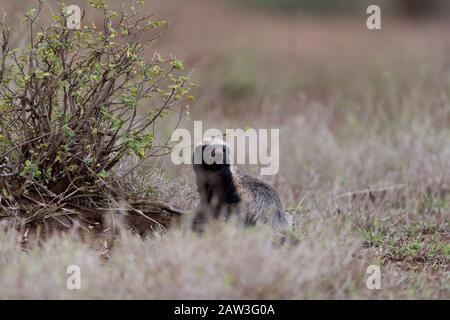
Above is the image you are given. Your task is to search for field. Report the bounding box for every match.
[0,0,449,299]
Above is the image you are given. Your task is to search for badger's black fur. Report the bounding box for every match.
[192,138,292,231]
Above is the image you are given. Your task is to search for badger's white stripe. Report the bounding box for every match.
[195,137,229,148]
[195,137,233,165]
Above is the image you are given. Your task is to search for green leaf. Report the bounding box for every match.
[97,170,110,179]
[171,60,184,70]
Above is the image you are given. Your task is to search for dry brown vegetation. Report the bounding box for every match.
[0,0,449,299]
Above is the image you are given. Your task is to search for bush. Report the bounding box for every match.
[0,0,192,232]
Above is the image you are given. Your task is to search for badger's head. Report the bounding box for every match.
[193,137,232,172]
[193,137,241,207]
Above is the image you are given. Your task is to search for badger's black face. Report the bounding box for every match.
[193,141,241,208]
[193,143,231,172]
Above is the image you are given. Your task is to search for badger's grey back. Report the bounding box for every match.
[235,169,292,232]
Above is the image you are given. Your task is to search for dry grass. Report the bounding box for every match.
[0,214,447,299]
[0,221,446,299]
[0,0,449,299]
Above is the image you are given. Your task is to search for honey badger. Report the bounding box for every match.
[192,138,292,231]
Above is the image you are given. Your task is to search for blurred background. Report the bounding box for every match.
[3,0,450,118]
[3,0,450,122]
